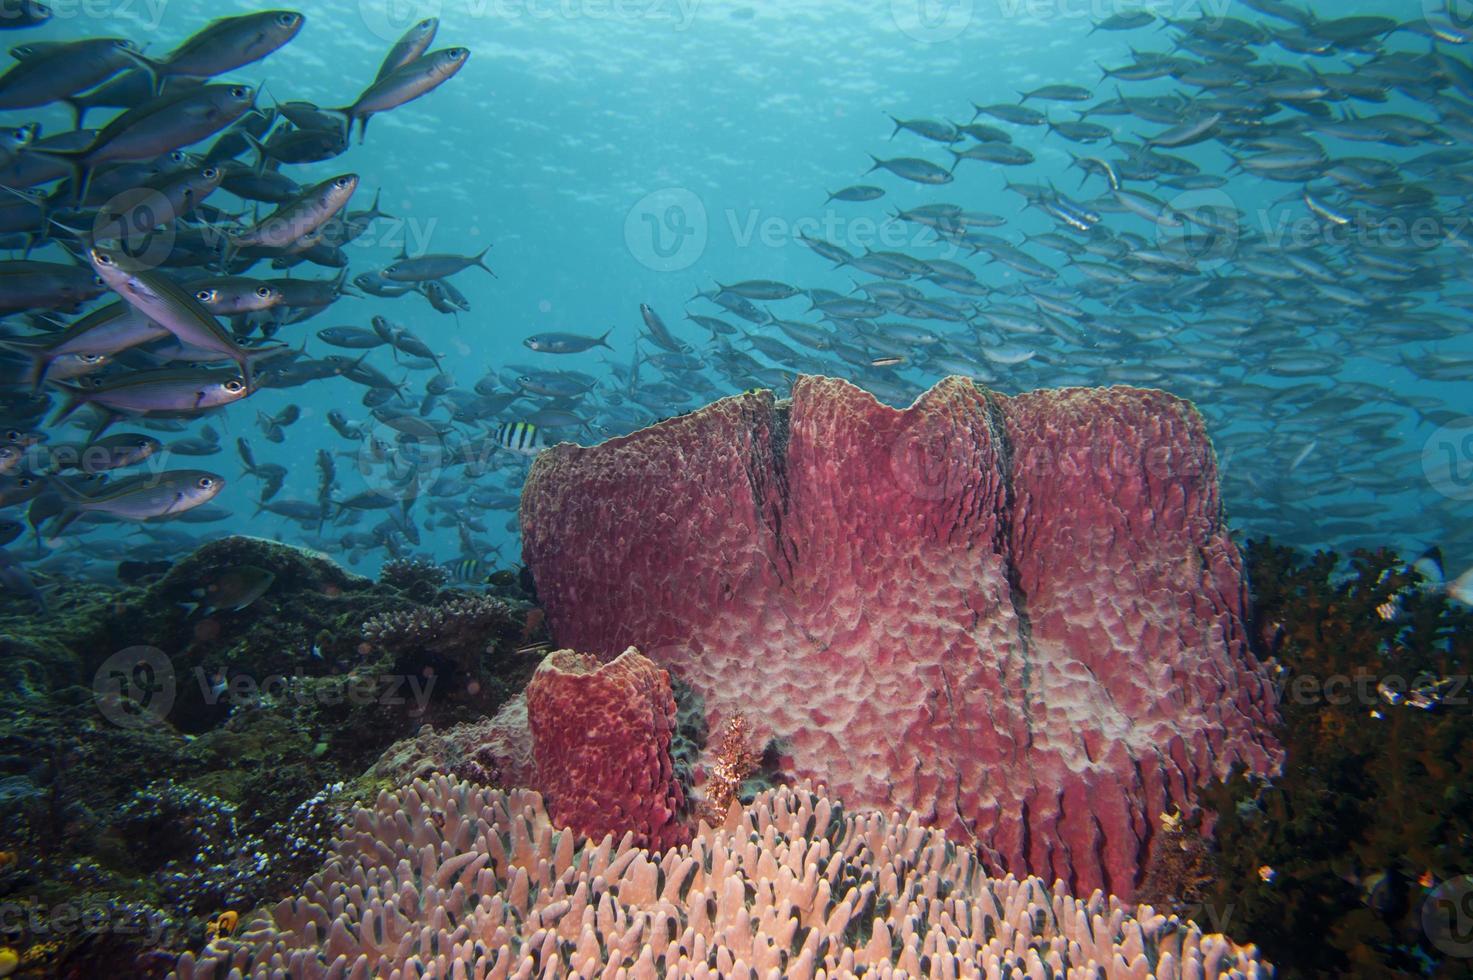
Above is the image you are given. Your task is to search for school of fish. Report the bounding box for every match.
[1,2,1472,611]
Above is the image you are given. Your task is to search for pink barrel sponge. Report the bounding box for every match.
[520,376,1282,897]
[526,646,689,852]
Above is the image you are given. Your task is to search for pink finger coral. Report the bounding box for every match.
[169,774,1270,978]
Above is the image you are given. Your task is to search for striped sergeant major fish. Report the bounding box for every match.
[495,421,547,457]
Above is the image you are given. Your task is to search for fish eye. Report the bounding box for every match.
[255,285,273,298]
[92,250,113,266]
[11,129,27,141]
[170,151,187,162]
[276,12,298,26]
[202,167,218,179]
[197,476,215,489]
[224,379,245,392]
[92,275,105,287]
[230,86,248,99]
[17,477,33,488]
[334,176,352,188]
[81,353,104,363]
[195,288,216,302]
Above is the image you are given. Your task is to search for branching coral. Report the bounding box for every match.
[361,595,517,675]
[171,774,1269,979]
[377,557,450,596]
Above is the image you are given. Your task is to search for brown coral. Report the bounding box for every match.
[700,713,759,825]
[170,774,1270,979]
[361,594,516,674]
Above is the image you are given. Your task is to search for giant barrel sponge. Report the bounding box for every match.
[520,375,1283,898]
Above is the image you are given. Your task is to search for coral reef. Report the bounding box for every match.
[526,647,688,851]
[170,775,1270,979]
[699,713,760,826]
[377,557,450,599]
[0,536,540,976]
[519,375,1283,897]
[361,695,535,792]
[362,593,519,679]
[1198,541,1473,978]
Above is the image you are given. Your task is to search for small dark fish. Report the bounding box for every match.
[45,469,225,533]
[182,565,275,617]
[866,154,953,184]
[1018,84,1092,102]
[0,546,44,613]
[317,325,386,349]
[334,46,469,141]
[0,0,50,30]
[825,185,885,203]
[524,329,613,353]
[140,10,305,81]
[0,37,139,110]
[380,246,493,282]
[377,17,438,81]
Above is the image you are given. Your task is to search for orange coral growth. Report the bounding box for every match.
[701,714,760,824]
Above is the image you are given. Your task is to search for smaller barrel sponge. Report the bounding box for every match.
[526,646,689,852]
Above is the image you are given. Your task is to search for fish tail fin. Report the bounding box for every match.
[239,130,271,176]
[117,48,164,94]
[40,477,86,536]
[598,327,614,349]
[46,386,88,427]
[0,337,51,393]
[1449,565,1473,606]
[28,148,91,205]
[472,245,496,278]
[865,154,882,174]
[887,114,901,139]
[62,97,89,130]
